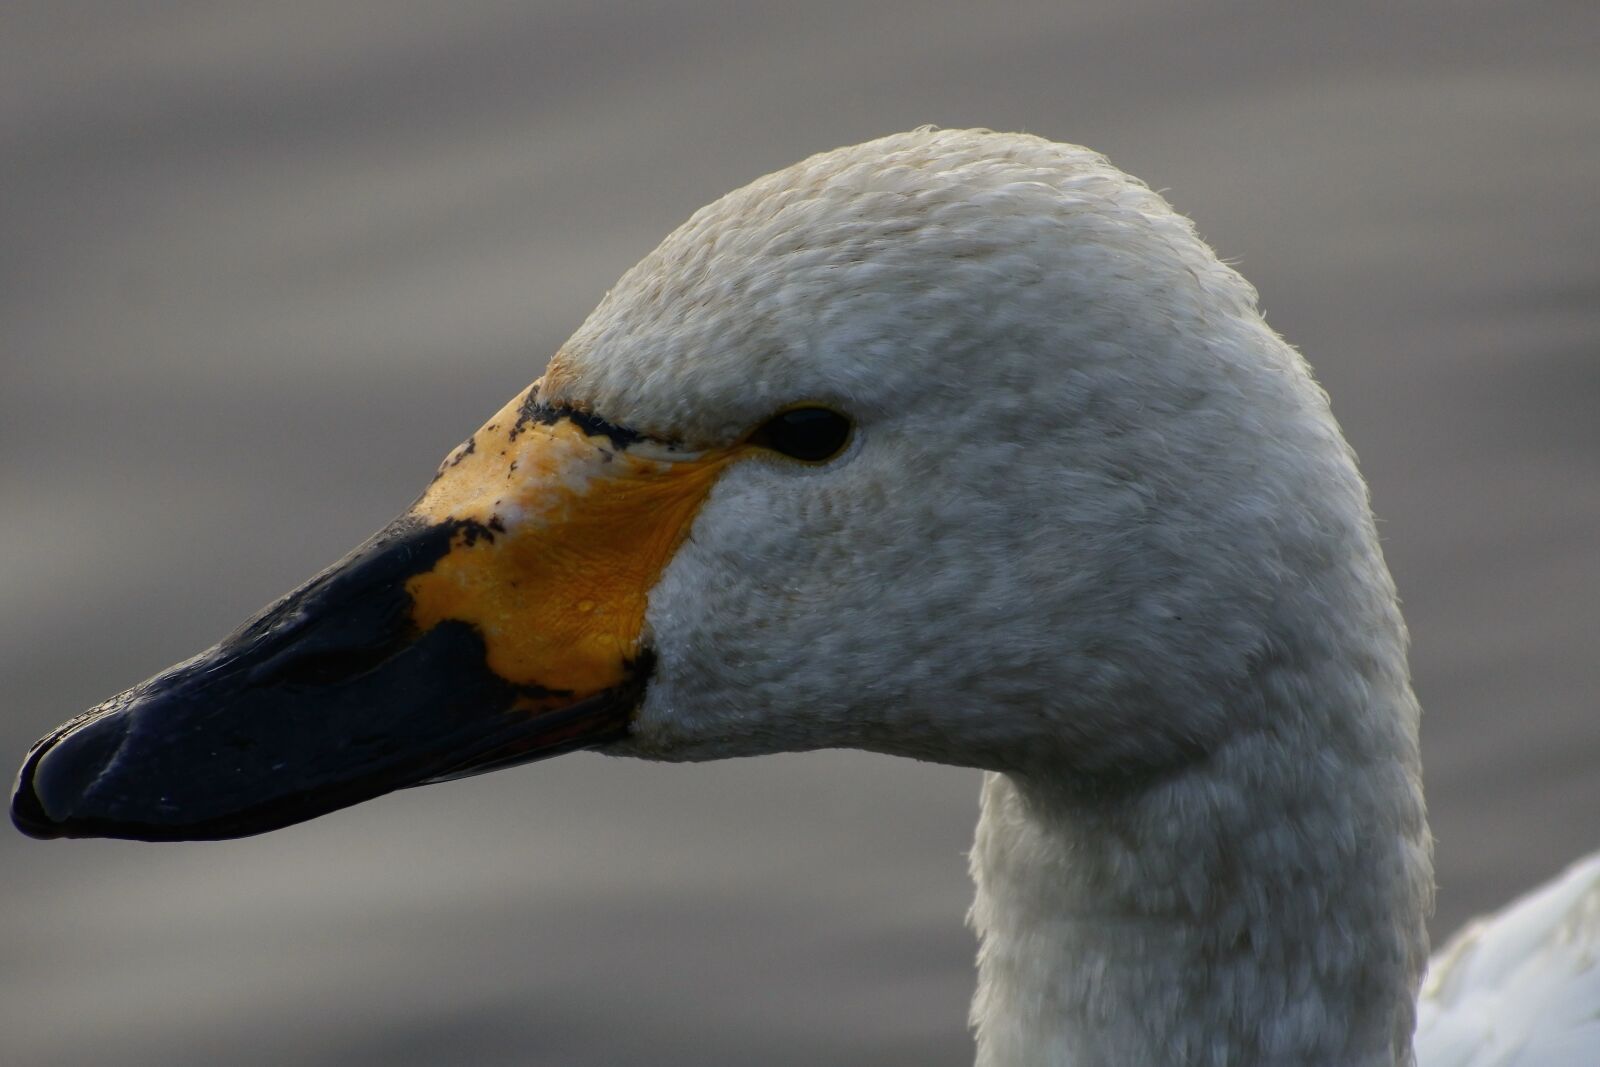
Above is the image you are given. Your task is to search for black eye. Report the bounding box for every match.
[749,406,853,463]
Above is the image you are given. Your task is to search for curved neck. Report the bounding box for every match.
[968,672,1432,1066]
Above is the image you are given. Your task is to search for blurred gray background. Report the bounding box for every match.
[3,3,1597,1064]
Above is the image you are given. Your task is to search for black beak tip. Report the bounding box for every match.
[11,771,64,839]
[10,710,131,840]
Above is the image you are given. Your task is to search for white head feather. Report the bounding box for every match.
[540,129,1433,1064]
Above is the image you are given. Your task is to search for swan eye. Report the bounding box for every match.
[749,407,852,463]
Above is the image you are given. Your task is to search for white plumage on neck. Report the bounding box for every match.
[971,689,1429,1065]
[961,323,1433,1064]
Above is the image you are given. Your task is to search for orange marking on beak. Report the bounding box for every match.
[405,390,732,696]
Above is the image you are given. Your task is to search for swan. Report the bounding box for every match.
[11,128,1598,1065]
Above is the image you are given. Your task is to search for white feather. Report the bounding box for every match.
[1416,853,1600,1067]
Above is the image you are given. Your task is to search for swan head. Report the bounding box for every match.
[12,129,1396,839]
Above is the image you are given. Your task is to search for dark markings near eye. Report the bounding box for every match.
[749,407,853,463]
[510,387,644,450]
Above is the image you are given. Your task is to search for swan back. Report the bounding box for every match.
[1417,853,1600,1066]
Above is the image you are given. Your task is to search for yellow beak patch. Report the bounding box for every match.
[405,387,734,698]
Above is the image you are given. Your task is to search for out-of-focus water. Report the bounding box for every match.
[2,3,1596,1064]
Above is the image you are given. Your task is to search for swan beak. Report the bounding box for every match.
[11,387,731,841]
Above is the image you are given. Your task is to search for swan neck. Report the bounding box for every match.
[968,683,1431,1066]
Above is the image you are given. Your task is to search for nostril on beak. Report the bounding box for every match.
[10,710,130,839]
